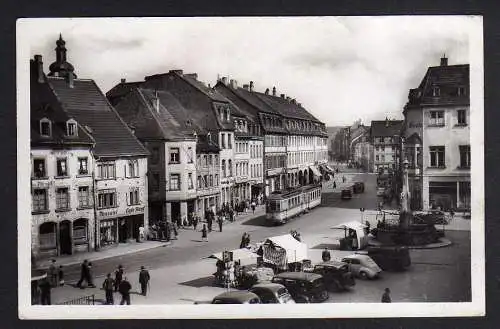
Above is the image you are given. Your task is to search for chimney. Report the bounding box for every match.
[243,84,249,91]
[280,94,285,99]
[67,73,74,88]
[291,99,296,104]
[297,102,301,107]
[265,88,269,95]
[185,73,198,80]
[221,77,228,85]
[230,79,238,89]
[34,55,44,84]
[286,96,291,102]
[121,78,126,84]
[440,55,448,66]
[272,86,276,96]
[249,81,254,92]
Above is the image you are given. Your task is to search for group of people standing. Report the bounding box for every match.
[101,264,150,305]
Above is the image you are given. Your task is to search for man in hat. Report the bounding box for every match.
[119,276,132,305]
[139,266,150,296]
[102,273,115,305]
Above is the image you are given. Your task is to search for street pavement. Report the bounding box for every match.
[48,171,471,305]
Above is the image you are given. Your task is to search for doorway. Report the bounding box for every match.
[59,220,72,255]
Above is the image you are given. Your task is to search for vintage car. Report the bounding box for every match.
[364,246,411,271]
[353,182,365,194]
[341,188,353,200]
[211,291,261,304]
[249,283,296,304]
[341,254,382,279]
[304,261,356,291]
[271,272,329,303]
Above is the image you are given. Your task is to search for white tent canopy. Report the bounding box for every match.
[332,221,368,249]
[207,248,258,266]
[266,234,308,263]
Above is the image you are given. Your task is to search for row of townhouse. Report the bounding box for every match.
[30,36,330,258]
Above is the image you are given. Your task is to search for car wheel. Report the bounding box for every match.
[359,271,369,280]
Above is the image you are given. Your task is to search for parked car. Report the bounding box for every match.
[211,291,261,304]
[365,246,411,271]
[341,188,353,200]
[271,272,329,303]
[341,254,382,279]
[305,261,356,291]
[249,283,295,304]
[353,182,365,194]
[376,187,385,197]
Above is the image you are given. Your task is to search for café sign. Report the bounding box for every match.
[126,205,145,215]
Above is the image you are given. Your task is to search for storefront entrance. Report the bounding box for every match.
[59,220,72,255]
[429,181,456,211]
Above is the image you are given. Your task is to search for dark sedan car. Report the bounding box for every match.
[271,272,329,303]
[341,188,353,200]
[211,291,261,304]
[305,261,356,291]
[353,182,365,194]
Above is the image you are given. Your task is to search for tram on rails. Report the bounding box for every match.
[266,184,322,225]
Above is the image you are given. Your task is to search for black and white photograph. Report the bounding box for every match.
[17,16,484,318]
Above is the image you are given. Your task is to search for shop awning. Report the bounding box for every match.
[309,165,322,178]
[266,234,308,263]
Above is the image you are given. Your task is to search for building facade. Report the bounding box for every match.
[403,57,470,211]
[371,119,404,174]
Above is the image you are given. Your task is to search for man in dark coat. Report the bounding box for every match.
[102,273,115,305]
[76,260,94,288]
[39,277,51,305]
[114,265,124,292]
[119,276,132,305]
[322,248,331,262]
[138,266,150,296]
[381,288,391,303]
[218,216,223,232]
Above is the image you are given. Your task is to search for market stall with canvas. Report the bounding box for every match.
[258,234,309,272]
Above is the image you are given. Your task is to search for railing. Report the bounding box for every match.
[57,294,95,305]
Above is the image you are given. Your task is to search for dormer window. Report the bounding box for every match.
[40,118,51,137]
[67,119,77,137]
[432,86,440,97]
[225,109,230,122]
[457,86,466,96]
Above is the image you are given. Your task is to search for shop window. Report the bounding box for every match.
[33,158,46,178]
[56,187,70,210]
[39,222,56,249]
[129,188,140,205]
[169,174,180,191]
[221,133,226,149]
[78,157,88,175]
[56,158,68,177]
[215,174,219,186]
[169,148,180,164]
[98,162,115,179]
[78,186,91,208]
[73,218,88,243]
[97,189,117,209]
[459,145,471,168]
[188,173,194,190]
[429,146,445,167]
[32,189,48,213]
[40,118,52,137]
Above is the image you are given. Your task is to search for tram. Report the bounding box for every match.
[266,184,322,225]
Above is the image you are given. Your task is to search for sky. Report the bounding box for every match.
[20,16,475,126]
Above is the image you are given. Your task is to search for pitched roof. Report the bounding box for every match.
[406,64,469,109]
[47,77,148,158]
[106,81,142,106]
[370,120,403,137]
[254,92,321,122]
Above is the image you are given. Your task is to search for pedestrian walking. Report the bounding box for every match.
[139,266,150,296]
[193,215,199,231]
[342,176,346,183]
[87,262,95,287]
[218,216,223,232]
[322,248,331,262]
[119,277,132,305]
[333,181,337,189]
[251,201,256,214]
[39,277,51,305]
[58,265,65,286]
[239,232,247,249]
[114,265,124,292]
[76,259,94,288]
[381,288,391,303]
[48,259,57,287]
[102,273,115,305]
[202,224,208,242]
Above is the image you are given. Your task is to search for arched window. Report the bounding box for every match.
[39,118,52,137]
[73,218,88,243]
[39,222,56,249]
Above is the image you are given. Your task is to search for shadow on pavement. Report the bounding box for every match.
[311,243,341,250]
[241,215,273,227]
[179,275,215,288]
